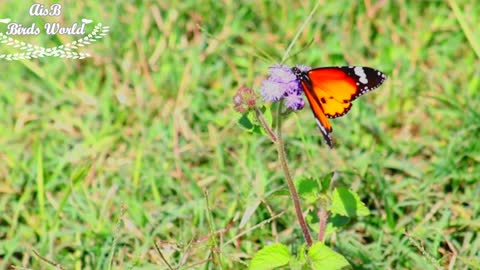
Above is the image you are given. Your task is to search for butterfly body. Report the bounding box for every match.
[292,66,387,147]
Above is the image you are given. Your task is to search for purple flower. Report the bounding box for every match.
[259,64,306,111]
[284,91,305,110]
[259,79,287,102]
[295,64,311,73]
[268,64,297,83]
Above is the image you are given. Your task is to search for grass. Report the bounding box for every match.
[0,0,479,269]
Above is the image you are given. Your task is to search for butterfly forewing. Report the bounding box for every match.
[307,68,357,118]
[338,66,387,100]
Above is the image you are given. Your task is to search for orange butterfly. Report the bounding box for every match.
[292,66,387,147]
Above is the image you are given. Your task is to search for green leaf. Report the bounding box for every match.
[308,242,350,270]
[237,106,273,136]
[262,105,273,129]
[249,243,291,270]
[237,112,253,129]
[320,172,335,192]
[238,112,261,134]
[329,187,370,217]
[295,177,321,204]
[306,211,350,236]
[324,215,350,236]
[296,244,308,263]
[289,244,308,269]
[305,209,319,232]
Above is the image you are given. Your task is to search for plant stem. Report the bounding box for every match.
[275,129,313,246]
[254,107,277,143]
[317,208,328,242]
[255,104,313,246]
[318,172,338,242]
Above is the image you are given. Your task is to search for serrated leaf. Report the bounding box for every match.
[308,242,350,270]
[306,207,349,235]
[237,111,264,135]
[329,187,370,217]
[324,214,350,236]
[295,178,320,204]
[249,243,291,270]
[238,112,254,129]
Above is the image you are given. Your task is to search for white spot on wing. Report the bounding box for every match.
[354,66,368,84]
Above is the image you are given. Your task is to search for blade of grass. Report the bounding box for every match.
[35,140,46,235]
[204,190,224,269]
[133,145,144,190]
[447,0,480,59]
[107,205,125,270]
[281,0,322,63]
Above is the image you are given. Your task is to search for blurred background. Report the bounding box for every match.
[0,0,479,269]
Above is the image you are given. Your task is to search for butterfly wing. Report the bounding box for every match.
[297,66,386,147]
[300,80,333,147]
[307,66,387,119]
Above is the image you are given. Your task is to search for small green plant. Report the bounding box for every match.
[234,63,372,269]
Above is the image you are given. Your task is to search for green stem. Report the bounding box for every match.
[254,104,313,245]
[274,107,313,246]
[254,107,277,143]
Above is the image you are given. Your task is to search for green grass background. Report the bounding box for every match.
[0,0,479,269]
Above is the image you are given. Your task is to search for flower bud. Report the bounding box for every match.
[233,85,258,113]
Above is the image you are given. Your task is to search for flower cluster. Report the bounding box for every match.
[259,64,310,110]
[233,85,258,113]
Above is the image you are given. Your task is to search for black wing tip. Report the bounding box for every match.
[343,66,387,100]
[320,129,333,148]
[315,118,334,148]
[325,135,333,148]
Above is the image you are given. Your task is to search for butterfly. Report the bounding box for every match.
[292,66,387,147]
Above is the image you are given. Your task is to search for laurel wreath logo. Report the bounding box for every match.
[0,22,109,60]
